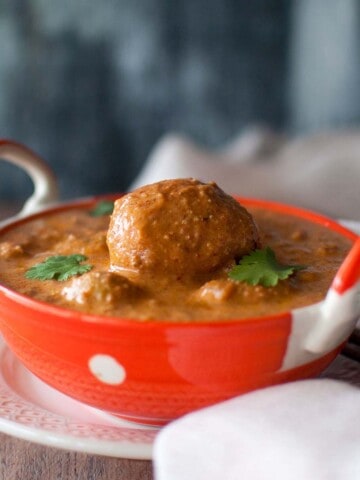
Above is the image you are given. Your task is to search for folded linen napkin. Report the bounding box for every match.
[131,127,360,221]
[153,379,360,480]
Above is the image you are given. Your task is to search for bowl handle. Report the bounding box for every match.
[304,236,360,354]
[0,140,59,222]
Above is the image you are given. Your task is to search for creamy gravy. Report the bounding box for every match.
[0,205,352,322]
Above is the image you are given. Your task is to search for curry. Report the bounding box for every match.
[0,179,353,322]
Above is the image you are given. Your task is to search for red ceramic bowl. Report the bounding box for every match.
[0,140,359,426]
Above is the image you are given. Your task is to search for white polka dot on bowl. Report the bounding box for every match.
[88,354,126,385]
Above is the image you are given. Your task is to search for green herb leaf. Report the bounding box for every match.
[89,200,114,217]
[228,247,305,287]
[25,254,93,281]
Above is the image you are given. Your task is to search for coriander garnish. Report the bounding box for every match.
[228,247,305,287]
[89,200,114,217]
[25,254,93,281]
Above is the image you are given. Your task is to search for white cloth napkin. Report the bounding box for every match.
[131,127,360,221]
[153,379,360,480]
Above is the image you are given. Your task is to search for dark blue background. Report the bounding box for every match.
[0,0,359,201]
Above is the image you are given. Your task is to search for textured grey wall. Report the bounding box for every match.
[0,0,289,201]
[1,0,360,204]
[289,0,360,131]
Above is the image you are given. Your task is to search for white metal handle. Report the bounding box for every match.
[0,139,59,224]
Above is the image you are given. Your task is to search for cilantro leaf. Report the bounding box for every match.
[25,254,93,281]
[228,247,305,287]
[89,200,114,217]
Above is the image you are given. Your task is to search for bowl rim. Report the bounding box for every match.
[0,194,357,329]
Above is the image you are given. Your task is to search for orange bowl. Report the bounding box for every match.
[0,196,359,425]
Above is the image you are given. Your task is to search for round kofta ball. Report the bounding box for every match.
[107,178,259,277]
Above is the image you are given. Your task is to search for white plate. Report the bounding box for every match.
[0,335,158,459]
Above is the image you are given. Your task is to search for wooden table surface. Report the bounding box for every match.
[0,436,153,480]
[0,204,359,480]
